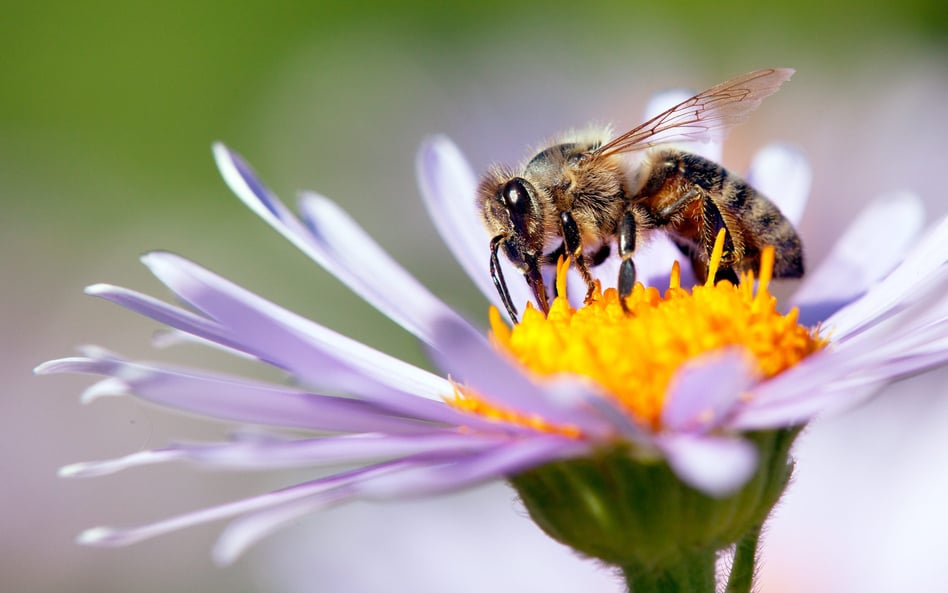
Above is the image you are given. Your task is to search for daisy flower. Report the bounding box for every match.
[38,111,948,590]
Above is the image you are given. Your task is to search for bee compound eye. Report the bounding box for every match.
[502,178,531,215]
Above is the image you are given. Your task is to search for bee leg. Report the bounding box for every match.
[589,243,611,267]
[701,196,740,285]
[559,211,596,301]
[617,207,648,312]
[541,243,609,299]
[490,235,521,323]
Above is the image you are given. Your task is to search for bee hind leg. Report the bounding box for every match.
[700,196,740,285]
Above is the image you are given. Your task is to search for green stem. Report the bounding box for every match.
[725,523,762,593]
[622,550,717,593]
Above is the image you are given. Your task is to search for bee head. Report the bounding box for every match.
[477,172,546,267]
[477,171,550,320]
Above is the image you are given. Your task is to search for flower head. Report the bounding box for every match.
[38,121,948,577]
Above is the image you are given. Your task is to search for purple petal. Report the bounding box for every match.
[65,432,509,477]
[139,252,453,407]
[426,315,617,438]
[416,136,535,319]
[77,463,397,548]
[657,433,758,496]
[214,143,459,345]
[732,312,948,430]
[746,143,811,227]
[38,352,459,433]
[214,435,587,563]
[826,212,948,340]
[182,432,508,469]
[792,192,924,325]
[731,383,881,430]
[638,234,696,289]
[661,349,757,433]
[84,284,244,352]
[212,487,350,565]
[355,435,589,499]
[297,192,478,346]
[59,449,184,478]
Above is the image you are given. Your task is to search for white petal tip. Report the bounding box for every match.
[34,359,69,375]
[58,462,98,478]
[747,143,811,225]
[211,142,235,167]
[77,527,126,547]
[416,135,462,174]
[211,540,242,566]
[80,378,129,403]
[663,435,759,497]
[83,283,113,296]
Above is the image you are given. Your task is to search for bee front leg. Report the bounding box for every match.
[617,205,652,310]
[559,211,597,301]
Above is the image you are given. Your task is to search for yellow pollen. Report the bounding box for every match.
[450,231,826,433]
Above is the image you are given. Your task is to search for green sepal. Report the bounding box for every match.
[510,429,798,592]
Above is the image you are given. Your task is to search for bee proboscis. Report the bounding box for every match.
[477,68,803,323]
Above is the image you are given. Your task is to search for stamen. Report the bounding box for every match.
[456,243,825,433]
[669,261,681,290]
[705,229,727,287]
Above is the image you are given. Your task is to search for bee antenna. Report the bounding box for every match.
[490,235,520,324]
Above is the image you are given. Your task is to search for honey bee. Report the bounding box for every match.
[477,68,804,323]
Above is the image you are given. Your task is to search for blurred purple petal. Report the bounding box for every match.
[732,383,881,430]
[78,464,396,548]
[658,433,758,496]
[180,433,510,469]
[662,349,757,433]
[827,213,948,340]
[792,192,924,325]
[60,449,184,478]
[357,435,589,499]
[747,143,811,227]
[215,435,587,563]
[643,89,723,162]
[67,433,510,478]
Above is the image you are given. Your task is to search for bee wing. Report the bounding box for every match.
[593,68,794,158]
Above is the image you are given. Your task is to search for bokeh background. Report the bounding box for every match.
[4,1,947,592]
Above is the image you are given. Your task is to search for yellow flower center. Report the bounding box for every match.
[451,232,826,434]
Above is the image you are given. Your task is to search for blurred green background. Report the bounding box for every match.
[4,1,946,592]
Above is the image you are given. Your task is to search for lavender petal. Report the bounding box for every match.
[42,352,464,432]
[77,464,398,548]
[657,433,758,497]
[661,349,757,433]
[746,143,811,227]
[214,436,586,563]
[416,136,535,319]
[140,252,453,406]
[826,212,948,340]
[297,192,479,345]
[427,315,617,437]
[214,143,456,345]
[64,432,510,477]
[793,192,924,325]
